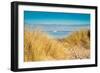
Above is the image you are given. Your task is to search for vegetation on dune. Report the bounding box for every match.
[62,29,90,49]
[61,29,90,59]
[24,29,90,62]
[24,30,71,62]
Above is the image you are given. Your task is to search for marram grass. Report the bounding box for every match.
[24,29,90,62]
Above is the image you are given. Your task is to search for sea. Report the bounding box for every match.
[45,31,71,39]
[25,24,89,39]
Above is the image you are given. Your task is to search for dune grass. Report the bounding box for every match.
[61,29,90,59]
[24,30,71,62]
[24,29,90,62]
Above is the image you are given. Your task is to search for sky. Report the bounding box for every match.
[24,11,90,26]
[24,11,90,38]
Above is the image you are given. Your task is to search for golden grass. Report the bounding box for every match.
[63,29,90,49]
[24,30,71,61]
[24,29,90,62]
[62,29,90,59]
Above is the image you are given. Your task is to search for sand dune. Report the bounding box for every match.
[24,29,90,62]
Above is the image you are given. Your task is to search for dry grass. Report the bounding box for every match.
[61,29,90,59]
[24,29,71,62]
[24,29,90,62]
[63,29,90,49]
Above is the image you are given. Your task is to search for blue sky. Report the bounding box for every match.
[24,11,90,26]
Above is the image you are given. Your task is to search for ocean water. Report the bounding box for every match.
[46,31,71,39]
[25,24,89,39]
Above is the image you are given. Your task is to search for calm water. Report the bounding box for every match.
[46,31,71,39]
